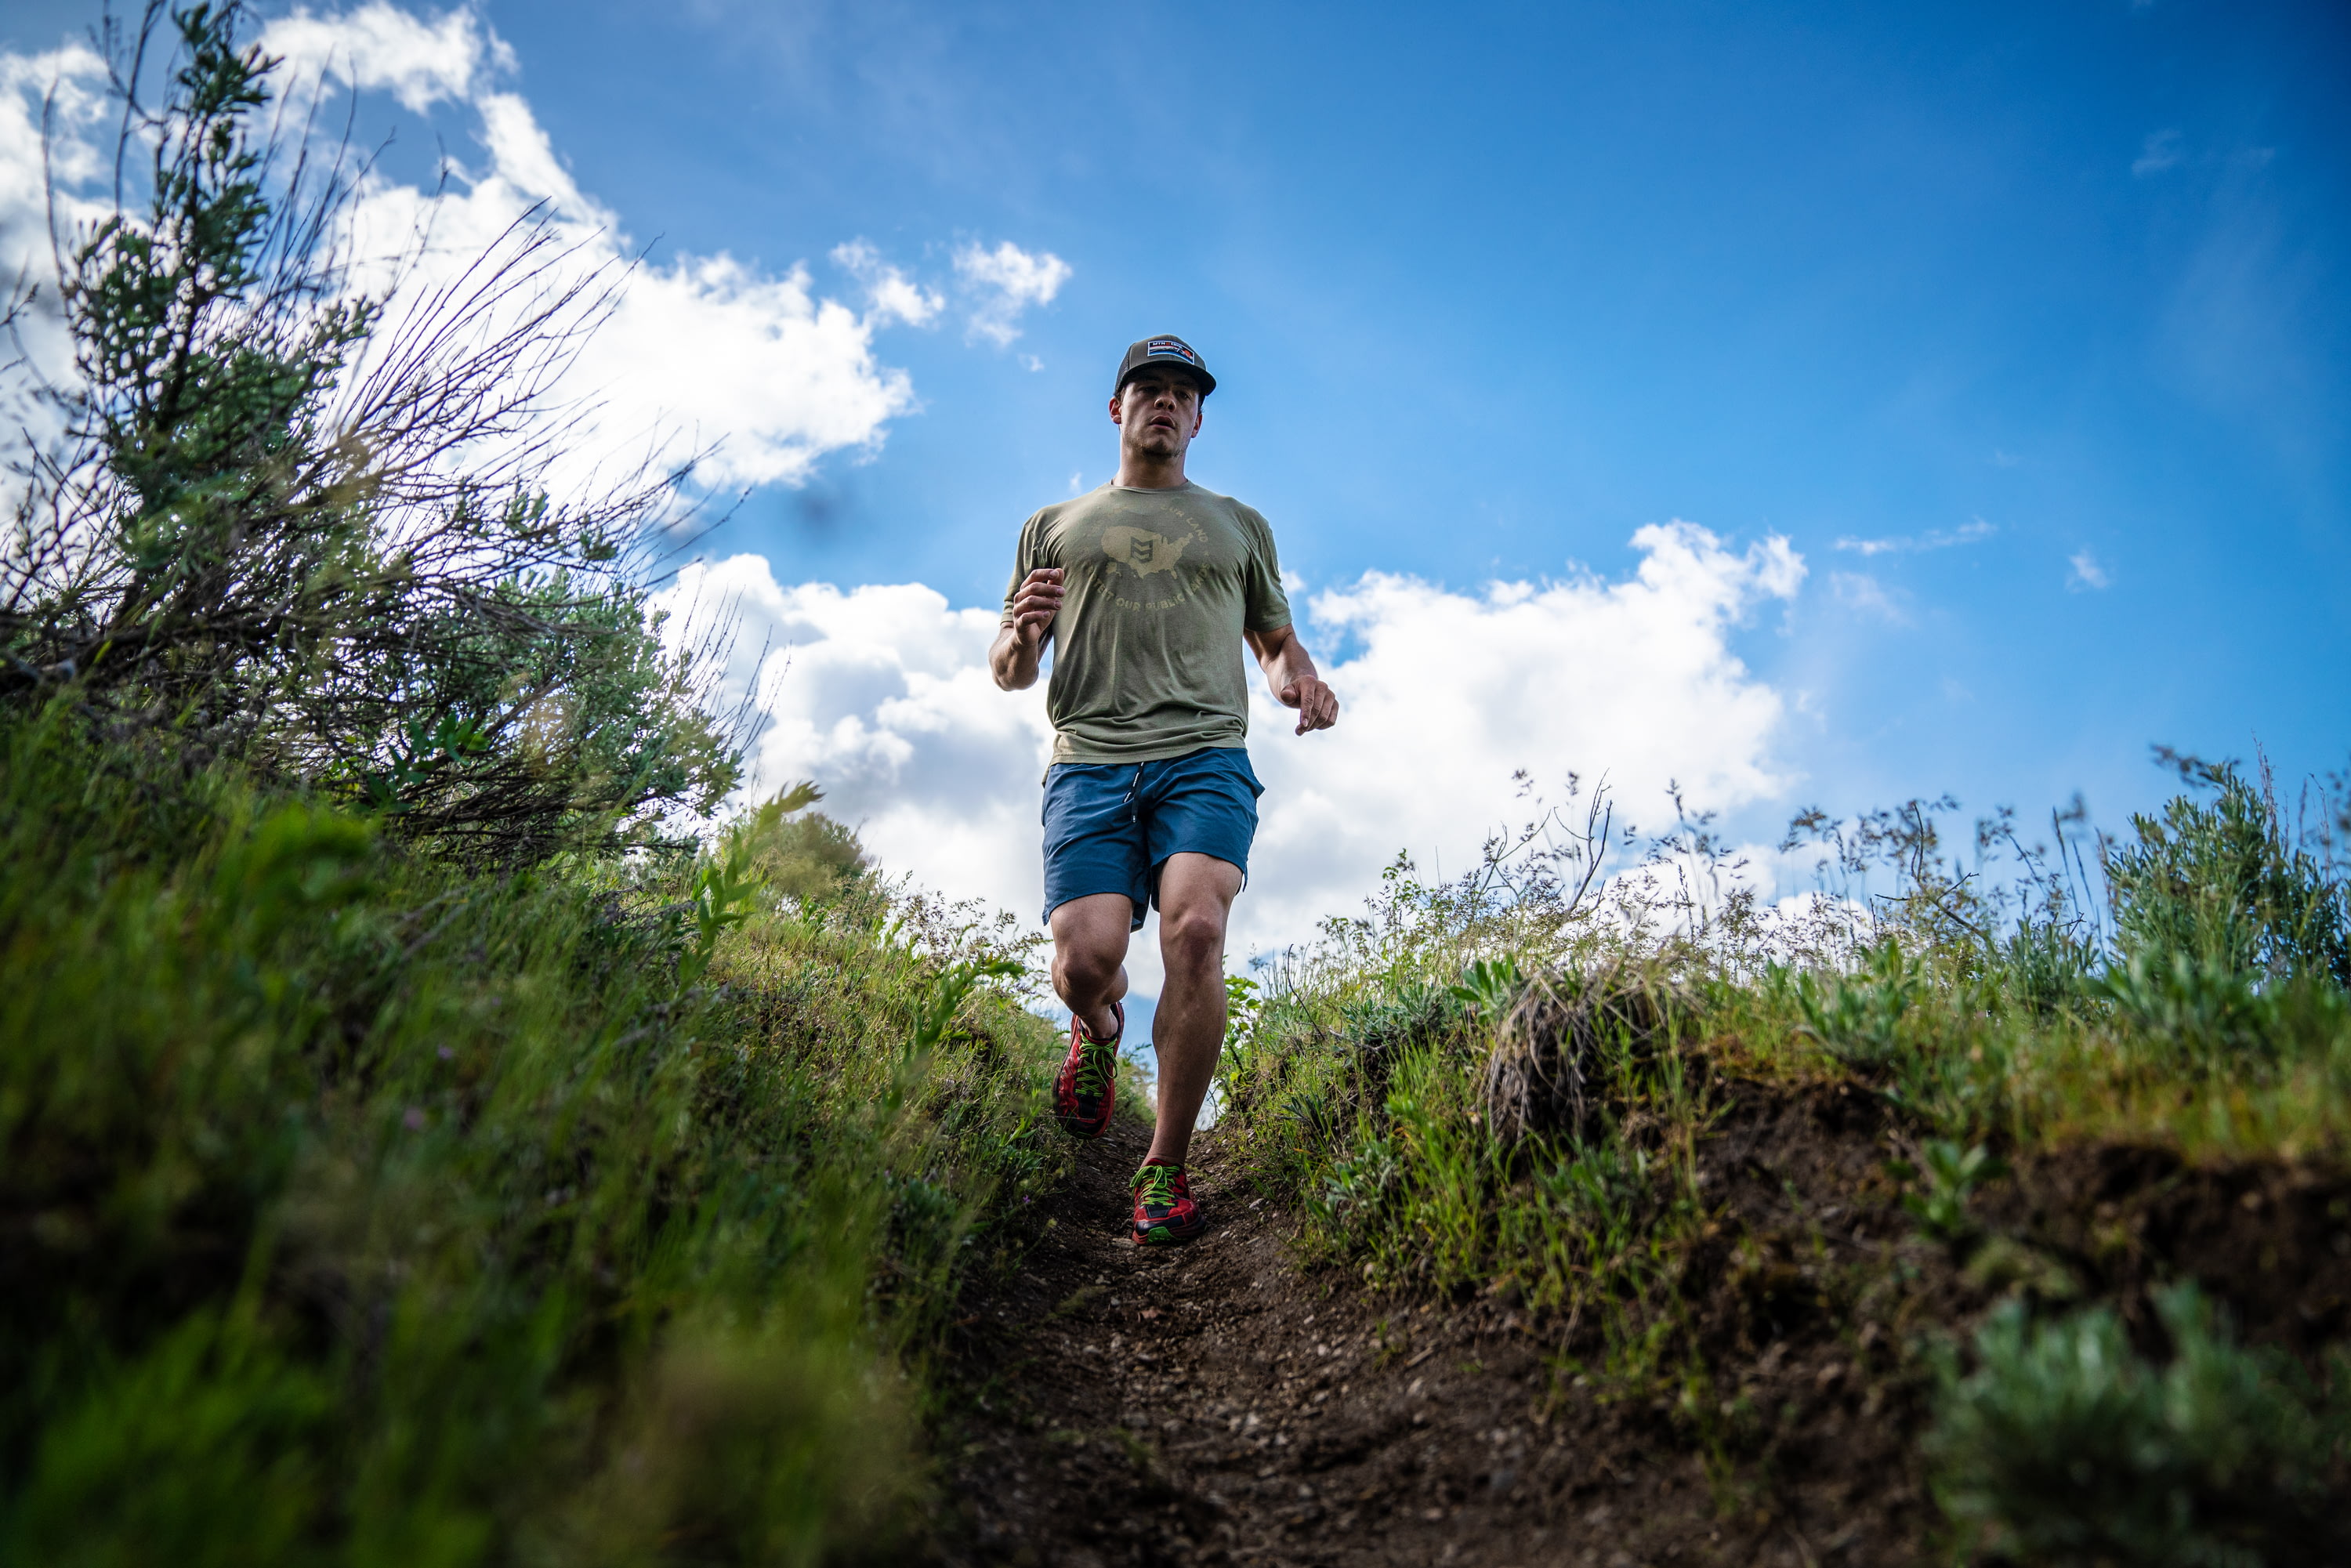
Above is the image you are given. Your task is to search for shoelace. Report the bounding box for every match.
[1134,1164,1183,1208]
[1073,1037,1115,1099]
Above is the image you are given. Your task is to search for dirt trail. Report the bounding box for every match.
[934,1115,1853,1568]
[933,1084,2351,1566]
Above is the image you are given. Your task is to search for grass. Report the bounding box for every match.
[1213,765,2351,1559]
[0,704,1068,1565]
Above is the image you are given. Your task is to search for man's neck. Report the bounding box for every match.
[1114,450,1188,490]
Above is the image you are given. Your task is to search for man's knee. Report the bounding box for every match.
[1161,904,1227,972]
[1055,939,1124,992]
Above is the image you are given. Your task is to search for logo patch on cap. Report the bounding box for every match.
[1144,337,1200,367]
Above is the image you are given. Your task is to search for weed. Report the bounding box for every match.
[1886,1141,2008,1249]
[1448,956,1527,1018]
[1794,938,1925,1070]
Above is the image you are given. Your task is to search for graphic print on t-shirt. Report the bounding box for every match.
[1101,524,1194,579]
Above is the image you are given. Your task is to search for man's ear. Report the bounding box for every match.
[1108,394,1125,425]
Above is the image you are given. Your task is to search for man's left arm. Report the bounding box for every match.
[1246,623,1339,736]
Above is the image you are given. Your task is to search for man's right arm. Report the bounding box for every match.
[991,567,1065,690]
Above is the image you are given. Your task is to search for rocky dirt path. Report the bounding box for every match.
[932,1118,1835,1568]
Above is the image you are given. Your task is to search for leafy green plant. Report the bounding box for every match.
[1928,1284,2345,1566]
[2092,950,2273,1066]
[1886,1140,2007,1248]
[726,780,873,904]
[1448,955,1527,1017]
[909,958,1026,1059]
[1794,938,1924,1068]
[2002,915,2099,1017]
[2108,756,2349,988]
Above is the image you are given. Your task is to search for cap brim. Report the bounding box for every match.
[1115,362,1215,397]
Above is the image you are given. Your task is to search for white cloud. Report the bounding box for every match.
[265,2,512,113]
[2067,549,2111,591]
[2133,129,2183,178]
[654,559,1057,924]
[1,42,111,446]
[1237,523,1802,957]
[955,239,1070,346]
[830,239,943,328]
[1833,518,1994,556]
[670,523,1806,974]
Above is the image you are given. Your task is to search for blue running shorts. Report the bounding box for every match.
[1041,748,1263,930]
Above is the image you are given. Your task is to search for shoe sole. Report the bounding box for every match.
[1132,1217,1205,1246]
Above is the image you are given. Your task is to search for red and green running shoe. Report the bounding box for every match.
[1052,1001,1123,1140]
[1132,1159,1204,1245]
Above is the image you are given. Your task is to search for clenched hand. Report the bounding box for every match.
[1009,567,1063,643]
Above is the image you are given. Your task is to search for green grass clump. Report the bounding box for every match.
[0,708,1062,1564]
[1928,1285,2349,1566]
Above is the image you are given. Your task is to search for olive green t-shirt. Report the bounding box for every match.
[1002,481,1293,766]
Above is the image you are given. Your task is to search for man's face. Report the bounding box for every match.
[1110,369,1205,460]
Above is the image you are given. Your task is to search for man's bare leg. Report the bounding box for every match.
[1146,852,1244,1167]
[1049,892,1133,1042]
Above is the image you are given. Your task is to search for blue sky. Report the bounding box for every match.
[523,0,2340,814]
[5,2,2346,968]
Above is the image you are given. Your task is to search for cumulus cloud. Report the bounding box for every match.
[2067,549,2111,591]
[266,2,512,112]
[6,6,1061,497]
[1235,523,1803,956]
[264,6,922,491]
[668,523,1806,970]
[1,42,111,442]
[654,559,1057,922]
[831,239,944,328]
[955,239,1071,346]
[1833,518,1994,556]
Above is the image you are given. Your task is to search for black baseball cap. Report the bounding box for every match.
[1114,334,1215,397]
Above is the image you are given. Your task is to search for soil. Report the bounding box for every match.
[931,1085,2351,1568]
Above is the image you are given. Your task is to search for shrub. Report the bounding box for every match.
[1928,1284,2346,1566]
[2107,758,2349,989]
[1792,937,1925,1069]
[2,2,738,862]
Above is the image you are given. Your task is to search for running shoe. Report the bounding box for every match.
[1131,1159,1205,1245]
[1052,1000,1123,1140]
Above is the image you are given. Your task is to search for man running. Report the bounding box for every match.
[991,335,1339,1246]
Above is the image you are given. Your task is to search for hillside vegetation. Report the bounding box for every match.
[1,9,1073,1563]
[1212,766,2351,1563]
[1,706,1070,1564]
